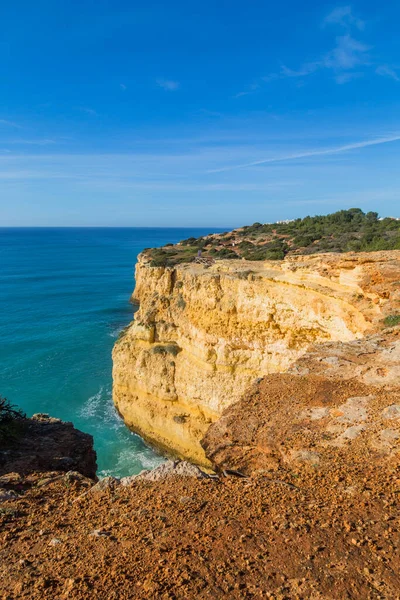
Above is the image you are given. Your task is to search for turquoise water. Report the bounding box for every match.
[0,227,225,477]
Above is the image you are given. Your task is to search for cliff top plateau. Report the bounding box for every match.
[143,208,400,267]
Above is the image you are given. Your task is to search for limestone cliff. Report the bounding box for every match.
[112,250,400,466]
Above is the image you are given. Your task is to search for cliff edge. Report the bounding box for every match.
[0,413,97,480]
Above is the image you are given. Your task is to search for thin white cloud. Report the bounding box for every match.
[323,6,365,30]
[0,170,73,180]
[280,34,370,82]
[156,79,180,91]
[120,83,127,91]
[0,119,21,129]
[335,71,363,84]
[82,181,300,192]
[8,139,57,146]
[324,35,369,70]
[76,107,98,116]
[208,134,400,173]
[376,65,400,82]
[234,90,255,98]
[234,83,260,98]
[280,63,320,78]
[196,109,223,118]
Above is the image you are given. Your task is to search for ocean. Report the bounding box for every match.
[0,227,225,477]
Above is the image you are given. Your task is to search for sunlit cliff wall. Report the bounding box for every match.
[112,251,399,466]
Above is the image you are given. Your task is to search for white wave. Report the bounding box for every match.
[79,387,104,418]
[80,385,166,479]
[98,447,165,479]
[80,385,122,428]
[108,325,126,339]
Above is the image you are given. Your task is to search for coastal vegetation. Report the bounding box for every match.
[0,397,25,444]
[144,208,400,266]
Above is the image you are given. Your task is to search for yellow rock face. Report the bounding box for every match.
[112,251,400,466]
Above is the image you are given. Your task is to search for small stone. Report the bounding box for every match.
[122,460,207,484]
[291,450,320,465]
[0,488,19,502]
[19,558,31,567]
[0,473,22,486]
[310,407,330,420]
[381,405,400,420]
[334,397,371,424]
[338,425,366,442]
[31,413,50,420]
[89,477,120,493]
[64,471,86,483]
[49,538,62,546]
[89,529,111,538]
[322,356,340,366]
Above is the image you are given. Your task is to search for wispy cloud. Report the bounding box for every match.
[335,71,363,84]
[376,64,400,82]
[280,32,370,83]
[324,34,369,70]
[323,5,365,30]
[208,134,400,173]
[8,139,57,146]
[156,78,180,91]
[0,119,21,129]
[120,83,127,91]
[76,107,98,116]
[234,83,260,98]
[196,109,223,118]
[280,63,320,78]
[236,5,391,95]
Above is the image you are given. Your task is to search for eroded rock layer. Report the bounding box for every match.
[112,250,400,465]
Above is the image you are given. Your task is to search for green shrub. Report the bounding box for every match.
[237,270,255,279]
[384,314,400,327]
[210,248,237,259]
[150,257,168,267]
[264,248,285,260]
[176,294,186,309]
[0,396,25,444]
[151,344,181,357]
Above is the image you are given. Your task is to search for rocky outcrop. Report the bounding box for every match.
[0,414,97,479]
[112,250,400,465]
[202,328,400,475]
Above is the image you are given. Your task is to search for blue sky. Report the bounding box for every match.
[0,1,399,226]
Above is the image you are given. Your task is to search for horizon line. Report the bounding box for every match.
[0,225,236,230]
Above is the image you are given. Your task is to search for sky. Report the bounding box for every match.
[0,1,400,227]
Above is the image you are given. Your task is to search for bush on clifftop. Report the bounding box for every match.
[0,396,26,444]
